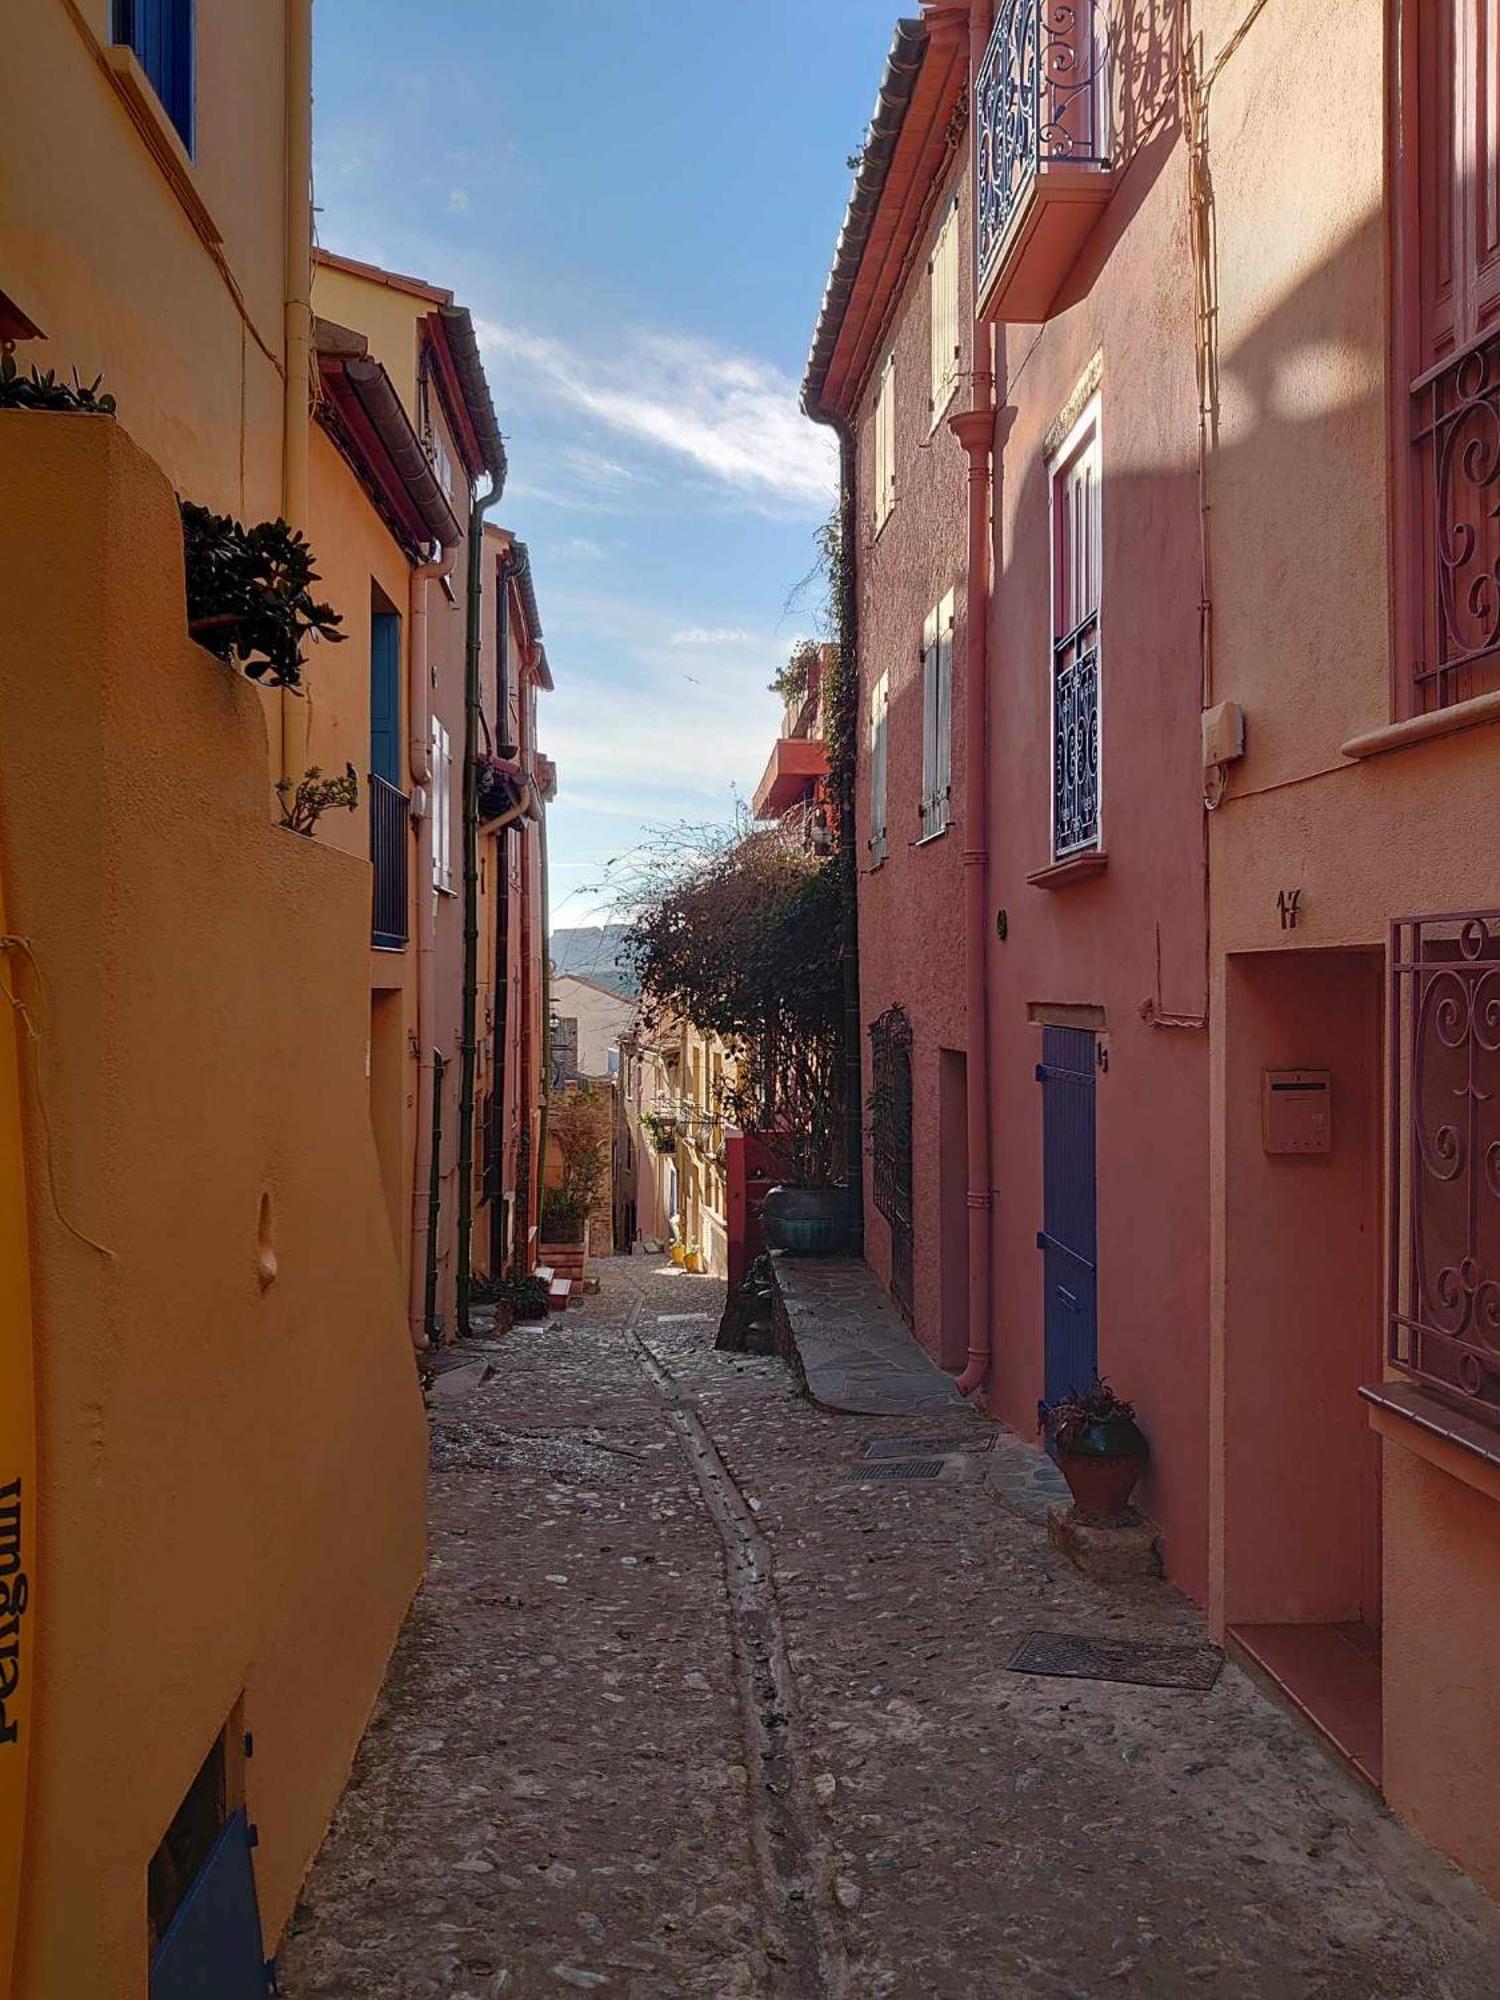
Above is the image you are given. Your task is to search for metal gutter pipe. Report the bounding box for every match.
[535,799,553,1253]
[407,541,457,1349]
[456,476,505,1339]
[280,0,313,787]
[953,0,997,1399]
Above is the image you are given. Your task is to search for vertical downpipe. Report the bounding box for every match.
[280,0,313,785]
[457,486,502,1339]
[424,1052,447,1339]
[954,0,997,1398]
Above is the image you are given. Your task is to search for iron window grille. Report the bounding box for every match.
[1389,910,1500,1426]
[1411,330,1500,713]
[1052,615,1100,857]
[976,0,1110,301]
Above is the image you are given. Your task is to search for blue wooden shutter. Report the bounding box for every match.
[115,0,195,150]
[370,613,402,787]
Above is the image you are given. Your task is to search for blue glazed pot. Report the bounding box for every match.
[761,1185,849,1256]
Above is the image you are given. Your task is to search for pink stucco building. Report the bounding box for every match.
[808,0,1500,1906]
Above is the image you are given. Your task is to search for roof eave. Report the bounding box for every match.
[801,16,929,423]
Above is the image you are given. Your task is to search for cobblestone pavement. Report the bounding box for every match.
[278,1260,1500,1999]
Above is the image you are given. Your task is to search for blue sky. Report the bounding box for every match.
[312,0,895,929]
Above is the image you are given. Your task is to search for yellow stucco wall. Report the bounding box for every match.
[0,2,295,521]
[0,880,36,2000]
[312,264,424,415]
[304,421,422,1290]
[0,412,427,1996]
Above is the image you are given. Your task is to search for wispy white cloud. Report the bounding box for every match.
[477,319,836,512]
[555,536,607,562]
[669,625,755,647]
[447,188,470,212]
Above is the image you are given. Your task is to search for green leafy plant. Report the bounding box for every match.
[470,1272,553,1320]
[768,638,818,706]
[548,1082,612,1231]
[1039,1378,1138,1453]
[641,1111,678,1155]
[180,500,345,691]
[0,352,116,413]
[540,1186,587,1242]
[276,763,359,837]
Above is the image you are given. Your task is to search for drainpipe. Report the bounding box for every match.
[804,413,864,1250]
[489,552,517,1269]
[456,482,505,1339]
[280,0,313,787]
[952,0,996,1399]
[536,799,554,1249]
[407,542,457,1349]
[514,778,536,1277]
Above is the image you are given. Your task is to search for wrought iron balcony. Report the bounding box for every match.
[369,773,410,950]
[976,0,1112,322]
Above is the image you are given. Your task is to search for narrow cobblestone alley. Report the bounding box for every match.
[277,1264,1500,1999]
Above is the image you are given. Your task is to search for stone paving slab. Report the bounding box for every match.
[769,1253,979,1418]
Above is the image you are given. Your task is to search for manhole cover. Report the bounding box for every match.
[846,1459,947,1482]
[861,1434,991,1460]
[1007,1631,1223,1691]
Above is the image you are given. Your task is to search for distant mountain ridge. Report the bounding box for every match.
[550,925,640,998]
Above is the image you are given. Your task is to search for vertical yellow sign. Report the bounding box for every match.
[0,890,35,2000]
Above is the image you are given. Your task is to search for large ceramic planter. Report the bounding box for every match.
[762,1185,849,1257]
[1055,1417,1148,1525]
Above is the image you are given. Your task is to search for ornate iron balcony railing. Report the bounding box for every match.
[1052,614,1100,858]
[1390,910,1500,1426]
[369,773,410,949]
[976,0,1110,301]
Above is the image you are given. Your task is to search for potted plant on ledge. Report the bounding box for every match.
[1040,1379,1149,1524]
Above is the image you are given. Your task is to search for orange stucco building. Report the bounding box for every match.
[817,0,1500,1905]
[0,4,515,1992]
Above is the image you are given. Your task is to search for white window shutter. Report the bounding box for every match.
[936,590,954,831]
[869,671,889,862]
[930,199,959,420]
[920,607,937,837]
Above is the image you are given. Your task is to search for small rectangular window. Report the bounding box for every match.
[112,0,195,152]
[920,590,955,839]
[873,355,896,528]
[929,198,961,423]
[868,670,890,864]
[431,718,453,893]
[1049,398,1102,859]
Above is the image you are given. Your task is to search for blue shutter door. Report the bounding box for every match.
[117,0,195,150]
[149,1810,267,2000]
[1037,1026,1099,1422]
[369,613,402,787]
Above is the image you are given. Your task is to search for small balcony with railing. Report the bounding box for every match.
[976,0,1113,323]
[369,772,410,950]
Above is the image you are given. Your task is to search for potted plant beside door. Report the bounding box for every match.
[1040,1379,1149,1524]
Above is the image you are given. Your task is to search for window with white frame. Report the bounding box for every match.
[873,353,896,528]
[920,589,955,839]
[1048,397,1101,859]
[929,197,960,422]
[431,716,454,892]
[867,669,890,864]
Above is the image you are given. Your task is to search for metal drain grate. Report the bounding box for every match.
[846,1458,947,1482]
[861,1434,992,1460]
[1007,1631,1224,1691]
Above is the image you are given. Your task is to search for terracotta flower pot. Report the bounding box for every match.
[1055,1416,1148,1525]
